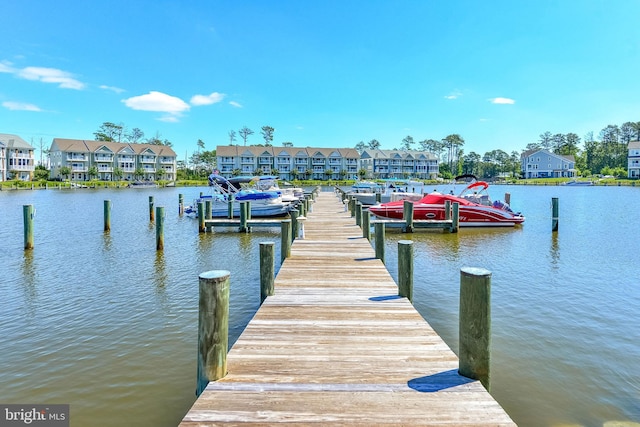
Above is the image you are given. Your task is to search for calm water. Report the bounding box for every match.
[0,185,639,426]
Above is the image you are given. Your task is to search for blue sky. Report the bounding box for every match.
[2,0,640,161]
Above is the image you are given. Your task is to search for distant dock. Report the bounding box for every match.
[179,191,515,426]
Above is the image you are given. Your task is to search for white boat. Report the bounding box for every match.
[348,179,424,205]
[184,174,296,218]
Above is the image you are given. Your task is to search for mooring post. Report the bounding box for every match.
[178,194,184,216]
[355,201,362,226]
[23,204,34,250]
[349,197,356,217]
[451,202,460,233]
[552,197,559,232]
[459,267,491,390]
[197,202,205,233]
[239,201,248,232]
[290,209,299,242]
[149,196,154,221]
[504,192,511,205]
[362,209,371,240]
[297,216,306,239]
[260,242,275,303]
[375,192,381,203]
[374,221,385,264]
[205,199,212,220]
[402,200,414,233]
[398,240,413,302]
[196,270,230,397]
[227,196,234,219]
[156,206,165,250]
[104,200,111,232]
[280,219,292,264]
[445,200,451,221]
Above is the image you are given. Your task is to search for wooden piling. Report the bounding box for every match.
[451,202,460,233]
[149,196,154,221]
[197,202,205,233]
[178,194,184,216]
[398,240,413,302]
[156,206,165,250]
[349,197,355,217]
[280,219,292,264]
[355,202,362,226]
[445,200,451,221]
[459,267,491,390]
[260,242,275,303]
[362,209,371,240]
[375,192,382,203]
[290,209,299,242]
[239,201,249,232]
[205,200,212,220]
[23,205,34,250]
[504,192,511,205]
[552,197,559,232]
[402,200,414,233]
[374,221,385,264]
[104,200,111,232]
[196,270,230,396]
[227,197,234,219]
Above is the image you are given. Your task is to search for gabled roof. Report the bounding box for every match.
[522,148,574,163]
[0,133,33,149]
[50,138,176,156]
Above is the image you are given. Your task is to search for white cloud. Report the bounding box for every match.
[100,85,125,94]
[0,61,15,73]
[122,91,190,117]
[444,90,462,100]
[17,66,85,90]
[229,101,242,108]
[490,97,515,104]
[158,115,180,123]
[2,101,42,111]
[190,92,225,106]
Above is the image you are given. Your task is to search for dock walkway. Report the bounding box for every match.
[180,191,516,426]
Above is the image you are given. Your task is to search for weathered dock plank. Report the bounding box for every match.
[179,191,516,426]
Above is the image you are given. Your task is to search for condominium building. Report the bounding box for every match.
[216,145,361,180]
[0,133,36,181]
[628,141,640,178]
[49,138,177,182]
[359,149,439,179]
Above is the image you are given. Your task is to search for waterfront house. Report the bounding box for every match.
[216,145,360,180]
[0,133,35,181]
[628,141,640,178]
[520,149,576,179]
[359,149,439,180]
[49,138,177,182]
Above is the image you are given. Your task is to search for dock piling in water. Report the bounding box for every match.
[260,242,275,303]
[280,219,292,264]
[552,197,559,232]
[197,270,230,396]
[149,196,154,222]
[156,206,165,250]
[398,240,413,302]
[374,221,385,264]
[459,267,492,390]
[104,200,111,232]
[23,204,34,250]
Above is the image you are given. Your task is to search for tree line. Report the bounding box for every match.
[93,122,173,146]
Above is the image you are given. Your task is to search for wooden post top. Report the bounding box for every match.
[461,267,491,278]
[199,270,231,282]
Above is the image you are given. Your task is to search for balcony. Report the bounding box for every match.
[71,166,88,172]
[241,158,254,164]
[9,164,35,171]
[98,167,113,172]
[95,155,113,162]
[312,160,326,165]
[143,167,156,173]
[119,156,135,162]
[67,154,87,161]
[259,158,272,165]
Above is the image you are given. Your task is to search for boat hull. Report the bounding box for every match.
[369,202,524,227]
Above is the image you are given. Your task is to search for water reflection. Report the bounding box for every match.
[21,250,37,312]
[550,232,559,268]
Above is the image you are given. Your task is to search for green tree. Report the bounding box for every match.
[113,167,123,182]
[134,167,145,180]
[126,127,144,143]
[291,169,299,180]
[358,168,367,179]
[88,166,98,181]
[197,139,205,152]
[367,139,381,150]
[282,141,294,147]
[94,122,124,141]
[401,135,414,151]
[59,166,71,181]
[325,169,334,180]
[261,126,275,146]
[228,130,237,145]
[355,141,366,153]
[270,168,280,176]
[305,168,314,179]
[239,126,254,145]
[443,134,465,173]
[34,165,49,181]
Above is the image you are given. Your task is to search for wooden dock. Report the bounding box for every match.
[180,191,516,426]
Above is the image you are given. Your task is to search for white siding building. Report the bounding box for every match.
[216,145,360,180]
[0,133,35,181]
[628,141,640,178]
[359,149,438,179]
[49,139,177,182]
[521,149,576,179]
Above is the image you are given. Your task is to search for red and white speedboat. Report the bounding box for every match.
[368,181,525,227]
